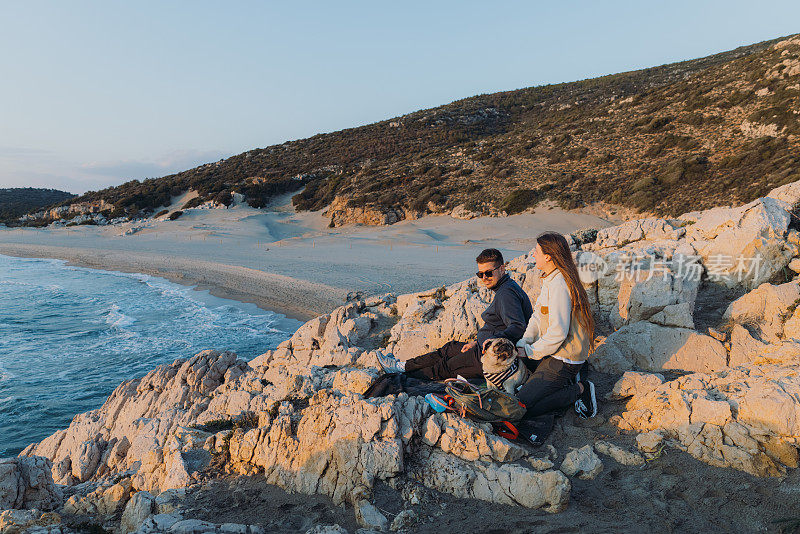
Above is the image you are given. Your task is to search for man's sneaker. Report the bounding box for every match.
[376,351,404,374]
[575,380,597,419]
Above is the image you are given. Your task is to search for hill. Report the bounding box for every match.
[41,33,800,226]
[0,188,75,223]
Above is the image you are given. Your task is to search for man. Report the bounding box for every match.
[377,248,533,380]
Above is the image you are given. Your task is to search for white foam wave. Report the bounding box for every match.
[0,363,14,381]
[105,305,136,328]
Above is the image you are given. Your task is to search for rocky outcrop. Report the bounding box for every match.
[0,456,62,511]
[22,350,244,489]
[614,364,800,476]
[591,321,727,374]
[723,281,800,343]
[326,196,412,227]
[20,332,569,515]
[0,509,64,533]
[408,447,570,513]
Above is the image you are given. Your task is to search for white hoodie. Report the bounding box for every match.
[516,269,585,364]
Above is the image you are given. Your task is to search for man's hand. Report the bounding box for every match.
[461,340,477,353]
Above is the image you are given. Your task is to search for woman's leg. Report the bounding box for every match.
[516,357,582,418]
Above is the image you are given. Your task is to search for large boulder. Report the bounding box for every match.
[227,391,427,505]
[723,281,800,343]
[592,218,686,249]
[682,197,797,289]
[409,447,570,513]
[609,267,700,329]
[21,350,246,488]
[387,280,492,360]
[591,321,727,374]
[0,456,62,511]
[421,413,527,463]
[615,364,800,476]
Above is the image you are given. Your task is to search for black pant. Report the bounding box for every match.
[517,356,582,418]
[404,340,483,381]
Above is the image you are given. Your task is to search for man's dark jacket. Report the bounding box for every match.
[476,273,533,351]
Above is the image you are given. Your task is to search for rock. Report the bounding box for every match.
[0,456,62,511]
[120,491,156,534]
[168,518,218,533]
[767,179,800,206]
[386,280,491,360]
[728,325,766,367]
[328,196,407,227]
[306,526,350,534]
[23,350,245,490]
[593,218,685,249]
[0,510,62,533]
[610,268,699,329]
[593,441,645,466]
[389,509,418,531]
[410,447,570,513]
[617,364,800,476]
[788,258,800,274]
[608,371,665,399]
[707,327,727,342]
[96,479,132,516]
[228,392,427,505]
[525,457,555,471]
[219,523,253,533]
[451,205,481,220]
[723,281,800,342]
[421,413,527,463]
[783,306,800,342]
[134,512,184,533]
[354,501,388,531]
[591,321,727,374]
[560,445,603,480]
[154,488,186,515]
[635,431,665,455]
[649,302,695,329]
[683,197,795,288]
[332,368,380,396]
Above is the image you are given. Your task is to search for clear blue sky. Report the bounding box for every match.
[1,1,798,194]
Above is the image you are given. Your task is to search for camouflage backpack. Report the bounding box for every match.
[443,378,527,423]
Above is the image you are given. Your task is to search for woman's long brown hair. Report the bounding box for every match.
[536,232,596,354]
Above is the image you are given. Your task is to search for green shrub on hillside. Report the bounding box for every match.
[502,189,539,214]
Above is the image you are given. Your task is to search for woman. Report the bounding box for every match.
[515,232,597,423]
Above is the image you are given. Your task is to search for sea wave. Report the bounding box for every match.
[105,304,136,327]
[0,253,301,457]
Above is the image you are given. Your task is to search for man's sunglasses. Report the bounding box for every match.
[476,266,501,278]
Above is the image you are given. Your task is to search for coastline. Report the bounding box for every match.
[0,202,616,322]
[0,244,335,321]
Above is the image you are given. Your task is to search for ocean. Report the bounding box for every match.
[0,253,302,457]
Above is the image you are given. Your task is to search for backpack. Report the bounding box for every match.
[429,378,526,439]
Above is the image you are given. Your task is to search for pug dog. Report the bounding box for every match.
[480,337,530,394]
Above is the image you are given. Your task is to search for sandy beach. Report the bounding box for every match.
[0,194,615,320]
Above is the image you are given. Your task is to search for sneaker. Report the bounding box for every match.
[575,380,597,419]
[376,351,404,374]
